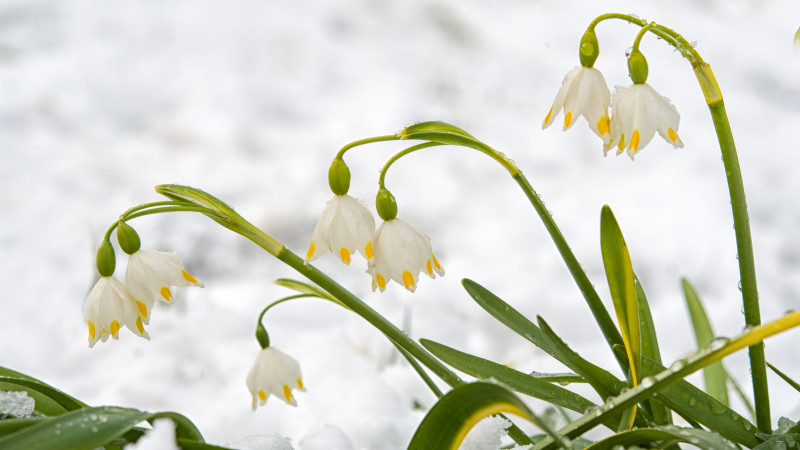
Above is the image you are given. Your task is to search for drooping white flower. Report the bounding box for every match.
[305,194,376,266]
[84,276,149,347]
[246,346,305,409]
[125,250,204,324]
[368,218,444,293]
[543,66,612,145]
[607,83,683,159]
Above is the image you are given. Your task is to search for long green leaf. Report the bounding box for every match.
[274,278,342,304]
[530,309,800,449]
[682,278,729,405]
[461,279,554,357]
[419,339,622,430]
[634,277,671,426]
[767,362,800,394]
[585,425,739,449]
[0,406,151,450]
[600,206,640,388]
[408,382,555,450]
[0,377,87,416]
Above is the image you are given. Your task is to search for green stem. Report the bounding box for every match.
[694,63,768,431]
[335,134,400,159]
[103,203,216,241]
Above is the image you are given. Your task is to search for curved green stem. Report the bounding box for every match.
[335,134,400,160]
[102,203,216,241]
[587,14,767,431]
[378,142,445,188]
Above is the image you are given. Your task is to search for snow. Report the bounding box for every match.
[125,418,179,450]
[0,391,35,418]
[2,0,800,448]
[459,416,511,450]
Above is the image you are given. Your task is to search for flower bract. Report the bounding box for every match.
[84,276,149,347]
[125,250,204,324]
[305,194,376,266]
[607,83,683,159]
[246,346,305,409]
[368,218,444,293]
[543,66,611,145]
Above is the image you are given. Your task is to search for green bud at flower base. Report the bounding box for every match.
[96,239,116,277]
[116,221,141,255]
[328,158,351,196]
[579,30,600,68]
[376,188,398,221]
[255,323,270,349]
[628,49,649,84]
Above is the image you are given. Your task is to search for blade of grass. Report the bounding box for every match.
[682,278,729,405]
[585,426,739,450]
[635,276,671,425]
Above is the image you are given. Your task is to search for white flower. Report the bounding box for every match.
[84,276,149,347]
[607,83,683,159]
[543,66,612,145]
[246,346,305,409]
[125,250,204,324]
[368,218,444,293]
[305,194,376,266]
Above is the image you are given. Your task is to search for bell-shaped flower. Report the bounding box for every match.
[246,346,305,409]
[305,194,376,266]
[543,66,612,146]
[125,250,204,324]
[368,218,444,293]
[84,276,149,347]
[607,83,683,159]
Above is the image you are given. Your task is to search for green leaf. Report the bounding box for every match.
[461,279,554,357]
[634,277,671,425]
[754,433,800,450]
[767,362,800,394]
[419,339,622,431]
[585,425,739,450]
[408,382,555,450]
[600,206,640,388]
[531,311,800,450]
[682,278,729,405]
[0,367,88,417]
[0,406,151,450]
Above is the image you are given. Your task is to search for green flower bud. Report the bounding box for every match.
[375,188,398,221]
[628,49,649,84]
[328,158,351,196]
[255,323,270,349]
[579,30,600,68]
[96,239,116,277]
[116,221,141,255]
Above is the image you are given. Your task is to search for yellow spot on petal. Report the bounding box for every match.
[297,378,304,390]
[306,241,316,260]
[258,390,266,402]
[617,134,625,152]
[181,269,198,284]
[283,385,293,403]
[377,274,386,290]
[136,300,148,318]
[544,106,553,126]
[339,247,351,265]
[88,321,96,340]
[433,254,442,270]
[402,271,415,290]
[426,260,433,275]
[136,316,145,334]
[668,127,678,143]
[110,320,120,337]
[597,116,610,136]
[365,241,374,259]
[563,111,573,128]
[629,129,640,151]
[160,286,172,302]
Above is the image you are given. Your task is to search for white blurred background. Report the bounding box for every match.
[1,0,799,448]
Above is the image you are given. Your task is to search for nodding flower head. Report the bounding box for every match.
[607,83,683,159]
[246,346,305,409]
[84,276,149,347]
[305,194,376,266]
[543,66,612,146]
[368,218,444,293]
[125,250,204,324]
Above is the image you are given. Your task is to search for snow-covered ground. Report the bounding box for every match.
[2,0,799,448]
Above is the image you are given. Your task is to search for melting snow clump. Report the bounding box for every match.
[459,415,511,450]
[0,390,35,418]
[125,418,178,450]
[227,433,295,450]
